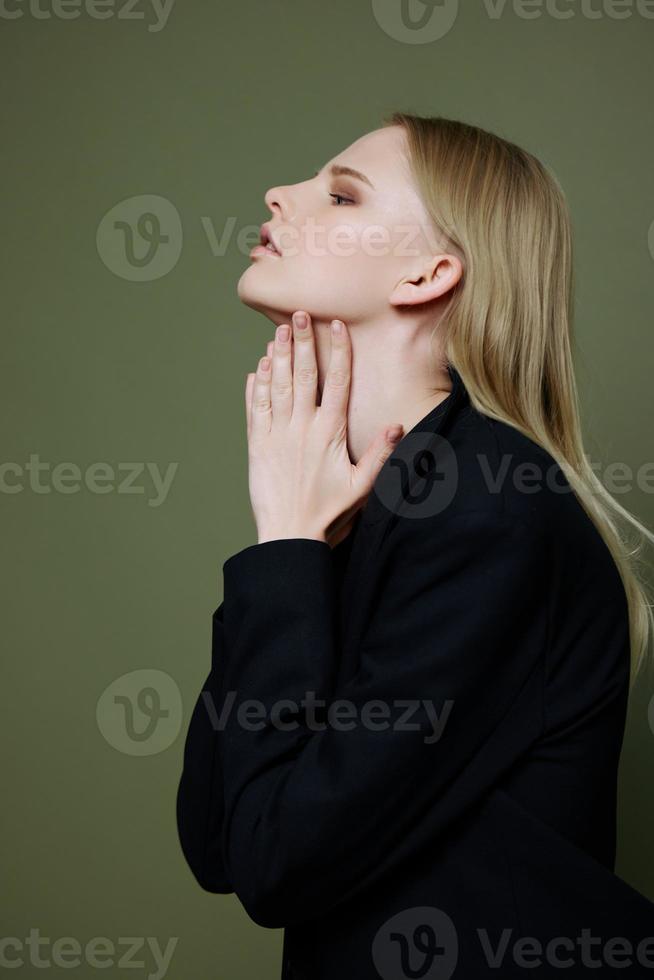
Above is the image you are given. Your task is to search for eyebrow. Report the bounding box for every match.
[314,163,375,189]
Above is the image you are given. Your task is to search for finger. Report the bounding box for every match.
[291,310,318,418]
[319,319,351,428]
[245,372,255,438]
[251,354,273,437]
[271,322,293,423]
[354,425,404,496]
[266,339,274,360]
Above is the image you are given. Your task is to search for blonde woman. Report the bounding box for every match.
[177,115,654,978]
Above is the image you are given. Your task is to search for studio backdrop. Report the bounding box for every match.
[1,2,653,978]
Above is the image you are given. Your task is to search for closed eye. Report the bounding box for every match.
[329,193,355,206]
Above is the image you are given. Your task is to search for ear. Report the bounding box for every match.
[389,253,463,307]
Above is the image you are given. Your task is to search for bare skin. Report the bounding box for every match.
[237,125,463,546]
[245,313,405,546]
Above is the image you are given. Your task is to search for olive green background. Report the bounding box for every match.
[1,1,653,977]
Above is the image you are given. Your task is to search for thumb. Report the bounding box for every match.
[354,424,404,493]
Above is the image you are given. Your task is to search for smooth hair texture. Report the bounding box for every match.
[385,111,653,687]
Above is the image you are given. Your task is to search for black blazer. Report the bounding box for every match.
[176,365,654,979]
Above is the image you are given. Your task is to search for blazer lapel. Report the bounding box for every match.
[335,365,470,686]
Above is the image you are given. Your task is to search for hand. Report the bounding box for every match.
[244,311,404,545]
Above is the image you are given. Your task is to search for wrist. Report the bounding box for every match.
[257,528,327,545]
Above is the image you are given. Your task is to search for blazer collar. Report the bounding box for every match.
[360,362,469,527]
[336,364,469,681]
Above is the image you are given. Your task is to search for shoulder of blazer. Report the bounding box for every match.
[339,367,560,667]
[350,364,628,656]
[362,363,603,554]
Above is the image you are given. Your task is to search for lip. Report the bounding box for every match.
[259,222,282,256]
[250,244,282,258]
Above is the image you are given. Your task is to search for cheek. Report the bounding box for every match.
[301,247,388,288]
[298,232,400,303]
[299,225,400,278]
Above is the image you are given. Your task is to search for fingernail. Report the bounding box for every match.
[260,356,271,371]
[294,311,308,329]
[387,426,403,442]
[277,325,290,342]
[331,319,343,334]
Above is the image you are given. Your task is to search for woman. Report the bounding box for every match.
[176,114,654,978]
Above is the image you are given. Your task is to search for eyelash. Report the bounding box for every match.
[329,192,355,206]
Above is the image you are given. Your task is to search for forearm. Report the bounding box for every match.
[176,604,233,893]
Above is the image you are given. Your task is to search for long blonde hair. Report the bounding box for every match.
[385,112,653,688]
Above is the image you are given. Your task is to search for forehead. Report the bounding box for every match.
[343,124,406,159]
[328,125,424,211]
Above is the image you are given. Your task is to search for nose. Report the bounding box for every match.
[264,183,295,223]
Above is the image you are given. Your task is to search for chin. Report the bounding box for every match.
[236,265,262,306]
[236,266,302,328]
[236,268,279,320]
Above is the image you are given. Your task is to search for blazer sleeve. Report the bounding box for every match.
[216,508,551,928]
[175,601,234,894]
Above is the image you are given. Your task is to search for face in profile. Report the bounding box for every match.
[237,125,445,329]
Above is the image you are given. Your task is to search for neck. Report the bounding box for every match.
[312,315,452,464]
